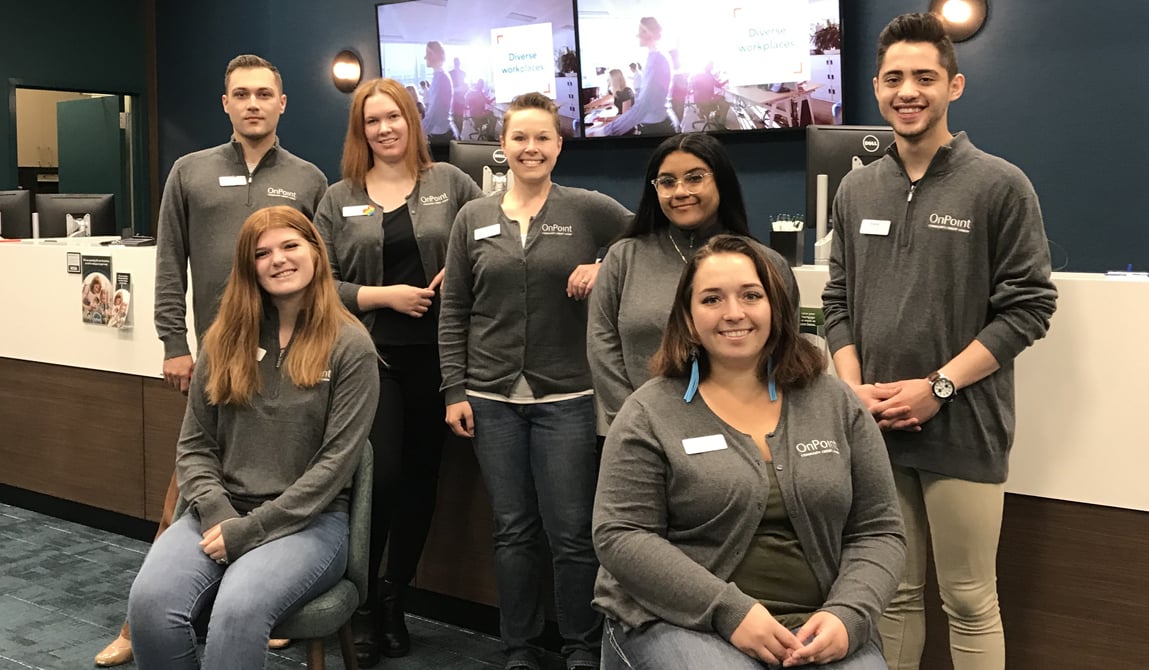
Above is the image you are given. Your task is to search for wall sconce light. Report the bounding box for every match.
[332,49,363,93]
[929,0,987,42]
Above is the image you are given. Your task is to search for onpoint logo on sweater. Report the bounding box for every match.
[267,187,297,201]
[540,223,573,236]
[927,212,972,234]
[420,192,450,205]
[794,439,840,457]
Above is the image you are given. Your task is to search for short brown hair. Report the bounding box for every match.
[340,78,432,187]
[224,54,283,93]
[876,12,958,80]
[650,234,825,388]
[501,92,561,137]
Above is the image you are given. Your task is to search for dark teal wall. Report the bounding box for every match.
[0,0,150,229]
[154,0,1149,271]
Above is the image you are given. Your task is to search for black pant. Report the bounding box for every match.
[635,117,676,136]
[367,343,446,601]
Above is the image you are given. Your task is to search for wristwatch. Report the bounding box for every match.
[927,371,957,403]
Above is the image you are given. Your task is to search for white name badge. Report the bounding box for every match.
[474,223,501,240]
[342,204,375,217]
[256,347,267,361]
[860,219,891,236]
[219,175,247,187]
[682,434,729,455]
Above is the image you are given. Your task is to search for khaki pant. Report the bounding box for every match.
[879,465,1006,670]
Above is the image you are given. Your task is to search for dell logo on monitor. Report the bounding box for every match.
[492,148,507,164]
[862,135,881,153]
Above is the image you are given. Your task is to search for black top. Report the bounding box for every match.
[372,205,437,346]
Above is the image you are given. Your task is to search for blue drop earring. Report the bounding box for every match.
[767,357,777,402]
[684,350,700,402]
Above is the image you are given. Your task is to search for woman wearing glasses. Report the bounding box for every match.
[439,92,631,670]
[588,133,799,426]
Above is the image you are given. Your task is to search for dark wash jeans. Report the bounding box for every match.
[468,395,602,661]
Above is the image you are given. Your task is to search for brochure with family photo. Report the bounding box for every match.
[81,255,113,325]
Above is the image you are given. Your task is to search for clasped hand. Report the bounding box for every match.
[199,522,229,563]
[851,378,941,432]
[731,605,849,666]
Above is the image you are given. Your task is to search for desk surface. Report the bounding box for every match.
[731,83,819,106]
[793,266,1149,512]
[0,238,176,377]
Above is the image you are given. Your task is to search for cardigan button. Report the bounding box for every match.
[776,465,783,471]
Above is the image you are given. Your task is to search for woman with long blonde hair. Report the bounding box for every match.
[127,206,379,670]
[312,76,483,666]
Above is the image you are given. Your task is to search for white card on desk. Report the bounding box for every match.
[219,175,247,187]
[682,434,729,455]
[860,219,891,236]
[342,204,375,217]
[475,223,501,240]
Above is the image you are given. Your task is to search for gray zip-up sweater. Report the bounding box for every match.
[593,374,904,657]
[822,132,1057,483]
[438,184,632,404]
[588,226,800,425]
[313,163,483,330]
[154,141,328,359]
[177,315,379,561]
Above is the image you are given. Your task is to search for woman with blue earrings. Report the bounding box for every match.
[592,234,905,670]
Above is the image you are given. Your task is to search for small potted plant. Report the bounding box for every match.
[556,48,578,76]
[811,20,841,55]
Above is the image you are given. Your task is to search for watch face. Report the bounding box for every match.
[932,377,956,400]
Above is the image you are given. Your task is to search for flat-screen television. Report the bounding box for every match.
[449,140,514,195]
[805,125,894,236]
[35,193,116,238]
[577,0,844,139]
[0,189,33,239]
[376,0,580,146]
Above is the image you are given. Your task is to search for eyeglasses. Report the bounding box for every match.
[651,172,713,196]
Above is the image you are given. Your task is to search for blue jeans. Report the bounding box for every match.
[469,395,601,662]
[602,619,887,670]
[127,511,349,670]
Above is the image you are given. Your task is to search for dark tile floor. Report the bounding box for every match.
[0,502,565,669]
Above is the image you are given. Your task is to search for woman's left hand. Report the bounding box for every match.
[199,522,229,564]
[566,263,601,301]
[782,611,849,666]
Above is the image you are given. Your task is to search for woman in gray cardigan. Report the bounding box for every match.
[593,235,904,669]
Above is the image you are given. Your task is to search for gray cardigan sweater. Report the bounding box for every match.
[313,163,483,330]
[822,132,1057,483]
[154,141,328,358]
[438,184,631,403]
[177,316,379,560]
[588,226,800,424]
[592,374,904,656]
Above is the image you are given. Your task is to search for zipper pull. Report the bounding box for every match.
[907,183,916,202]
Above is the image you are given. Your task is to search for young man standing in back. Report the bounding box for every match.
[822,13,1057,670]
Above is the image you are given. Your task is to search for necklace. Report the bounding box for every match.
[668,230,693,264]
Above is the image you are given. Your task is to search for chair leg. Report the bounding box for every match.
[338,623,360,670]
[307,639,326,670]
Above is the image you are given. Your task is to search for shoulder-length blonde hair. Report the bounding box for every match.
[202,206,361,405]
[650,234,824,388]
[340,77,432,187]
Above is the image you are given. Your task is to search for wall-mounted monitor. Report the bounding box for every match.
[376,0,580,146]
[805,124,894,239]
[0,190,34,239]
[449,140,514,195]
[577,0,844,139]
[35,193,116,238]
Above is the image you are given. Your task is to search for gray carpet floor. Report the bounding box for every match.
[0,502,561,669]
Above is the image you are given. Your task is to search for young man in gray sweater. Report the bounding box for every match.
[821,13,1056,670]
[154,54,328,393]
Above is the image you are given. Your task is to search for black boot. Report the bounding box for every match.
[352,607,381,668]
[379,579,411,657]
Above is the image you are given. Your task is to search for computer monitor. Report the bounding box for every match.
[34,193,116,238]
[805,125,894,236]
[0,190,33,239]
[449,140,515,195]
